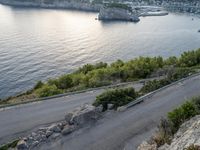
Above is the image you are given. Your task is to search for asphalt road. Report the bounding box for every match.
[38,74,200,150]
[0,83,143,145]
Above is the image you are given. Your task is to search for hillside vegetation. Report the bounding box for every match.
[34,48,200,98]
[1,48,200,105]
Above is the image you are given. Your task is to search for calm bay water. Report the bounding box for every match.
[0,4,200,99]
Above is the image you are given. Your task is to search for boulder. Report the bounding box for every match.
[95,105,103,112]
[117,106,126,112]
[158,144,170,150]
[48,124,61,133]
[49,133,61,140]
[137,141,157,150]
[46,130,53,138]
[70,104,100,126]
[65,112,73,124]
[61,125,76,135]
[107,104,114,110]
[31,140,39,148]
[17,140,28,150]
[57,122,65,130]
[38,127,47,133]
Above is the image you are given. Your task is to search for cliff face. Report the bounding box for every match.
[98,6,140,22]
[163,115,200,150]
[0,0,101,11]
[138,115,200,150]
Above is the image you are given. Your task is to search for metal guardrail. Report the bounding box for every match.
[125,72,200,109]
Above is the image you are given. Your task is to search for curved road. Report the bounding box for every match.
[38,74,200,150]
[0,83,143,145]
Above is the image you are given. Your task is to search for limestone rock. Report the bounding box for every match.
[166,115,200,150]
[48,124,61,133]
[95,105,103,112]
[117,106,126,112]
[158,144,169,150]
[46,130,53,138]
[70,104,100,126]
[17,140,28,150]
[65,112,73,124]
[107,104,114,110]
[49,133,61,140]
[61,125,76,135]
[137,141,157,150]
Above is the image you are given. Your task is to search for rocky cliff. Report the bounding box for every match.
[98,6,140,22]
[138,115,200,150]
[163,115,200,150]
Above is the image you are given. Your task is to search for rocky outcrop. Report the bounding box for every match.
[98,6,140,22]
[66,104,102,126]
[0,0,101,12]
[165,115,200,150]
[137,115,200,150]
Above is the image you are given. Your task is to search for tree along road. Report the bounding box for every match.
[0,83,143,145]
[38,74,200,150]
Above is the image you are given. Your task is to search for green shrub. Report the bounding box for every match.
[47,78,59,86]
[31,49,200,98]
[76,62,107,74]
[192,97,200,112]
[140,78,171,94]
[168,67,196,81]
[0,139,19,150]
[153,97,200,147]
[105,3,132,12]
[153,118,172,147]
[168,101,198,133]
[57,75,73,89]
[36,85,62,97]
[140,67,196,94]
[93,87,137,110]
[33,81,44,90]
[179,48,200,67]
